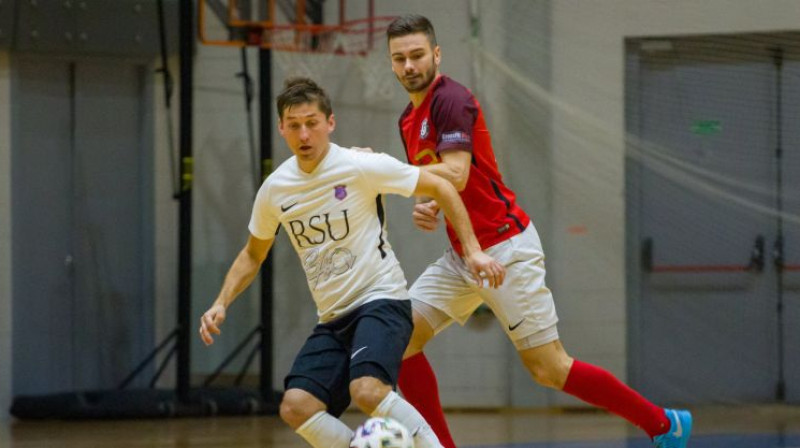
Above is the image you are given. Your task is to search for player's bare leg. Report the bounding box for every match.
[350,376,394,414]
[403,309,435,358]
[517,339,573,389]
[398,310,457,448]
[351,376,444,448]
[280,388,353,447]
[280,389,327,430]
[518,340,691,447]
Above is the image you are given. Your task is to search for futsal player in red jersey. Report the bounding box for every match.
[386,14,692,448]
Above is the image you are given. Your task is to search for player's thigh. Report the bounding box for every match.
[284,328,351,417]
[409,249,484,329]
[349,299,413,388]
[404,304,437,357]
[479,225,559,348]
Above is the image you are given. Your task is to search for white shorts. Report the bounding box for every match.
[409,224,559,351]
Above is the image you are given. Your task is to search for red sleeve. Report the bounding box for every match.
[430,86,478,153]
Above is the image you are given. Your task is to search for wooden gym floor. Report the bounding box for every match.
[2,405,800,447]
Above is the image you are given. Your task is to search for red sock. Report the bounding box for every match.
[398,353,457,448]
[562,359,670,438]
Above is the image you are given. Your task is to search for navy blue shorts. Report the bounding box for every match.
[284,299,413,417]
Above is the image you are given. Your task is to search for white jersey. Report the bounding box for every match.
[249,143,420,322]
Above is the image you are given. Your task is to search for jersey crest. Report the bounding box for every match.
[334,184,347,200]
[398,75,532,255]
[420,118,430,139]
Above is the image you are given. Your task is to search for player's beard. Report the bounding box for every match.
[397,58,438,93]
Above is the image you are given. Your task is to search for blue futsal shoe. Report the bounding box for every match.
[653,409,692,448]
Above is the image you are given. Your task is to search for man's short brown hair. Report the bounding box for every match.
[276,77,333,120]
[386,14,437,47]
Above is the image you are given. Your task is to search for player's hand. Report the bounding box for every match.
[199,303,226,346]
[351,146,374,153]
[464,251,506,288]
[412,200,441,232]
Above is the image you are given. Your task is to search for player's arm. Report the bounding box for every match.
[421,149,472,192]
[199,234,274,345]
[413,150,472,231]
[413,170,505,287]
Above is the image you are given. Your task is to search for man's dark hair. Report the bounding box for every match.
[386,14,437,47]
[276,77,333,119]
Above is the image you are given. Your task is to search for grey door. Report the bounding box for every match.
[780,54,800,404]
[12,57,154,395]
[627,36,792,404]
[11,58,75,394]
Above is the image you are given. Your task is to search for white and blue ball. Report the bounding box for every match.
[349,417,414,448]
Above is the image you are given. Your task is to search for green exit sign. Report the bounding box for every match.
[691,120,722,135]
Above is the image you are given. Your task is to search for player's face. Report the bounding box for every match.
[279,102,336,173]
[389,32,440,94]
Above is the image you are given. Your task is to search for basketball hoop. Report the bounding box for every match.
[337,17,400,103]
[267,17,400,103]
[266,26,346,80]
[197,0,399,102]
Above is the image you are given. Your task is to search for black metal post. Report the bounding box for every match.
[237,48,260,192]
[772,47,786,402]
[118,329,178,390]
[177,0,194,403]
[203,325,263,387]
[259,48,275,401]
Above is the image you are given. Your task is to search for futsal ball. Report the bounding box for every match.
[350,417,414,448]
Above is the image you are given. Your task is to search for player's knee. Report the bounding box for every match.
[522,350,573,390]
[279,389,323,430]
[349,376,391,414]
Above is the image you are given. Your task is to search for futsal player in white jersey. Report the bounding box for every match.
[199,77,505,448]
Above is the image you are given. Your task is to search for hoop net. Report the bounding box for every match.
[267,27,343,80]
[262,17,399,103]
[339,19,399,103]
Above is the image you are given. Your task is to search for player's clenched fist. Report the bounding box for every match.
[199,304,226,346]
[412,200,441,232]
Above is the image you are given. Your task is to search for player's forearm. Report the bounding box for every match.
[421,163,468,191]
[430,179,481,256]
[214,249,265,309]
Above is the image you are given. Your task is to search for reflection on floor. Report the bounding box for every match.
[450,405,800,448]
[469,434,800,448]
[2,405,799,447]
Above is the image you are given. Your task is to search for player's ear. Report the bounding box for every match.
[433,45,441,65]
[277,118,286,137]
[327,113,336,133]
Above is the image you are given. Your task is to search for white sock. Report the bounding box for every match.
[371,391,443,448]
[295,410,354,448]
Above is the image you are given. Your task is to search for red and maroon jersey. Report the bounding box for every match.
[399,75,530,256]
